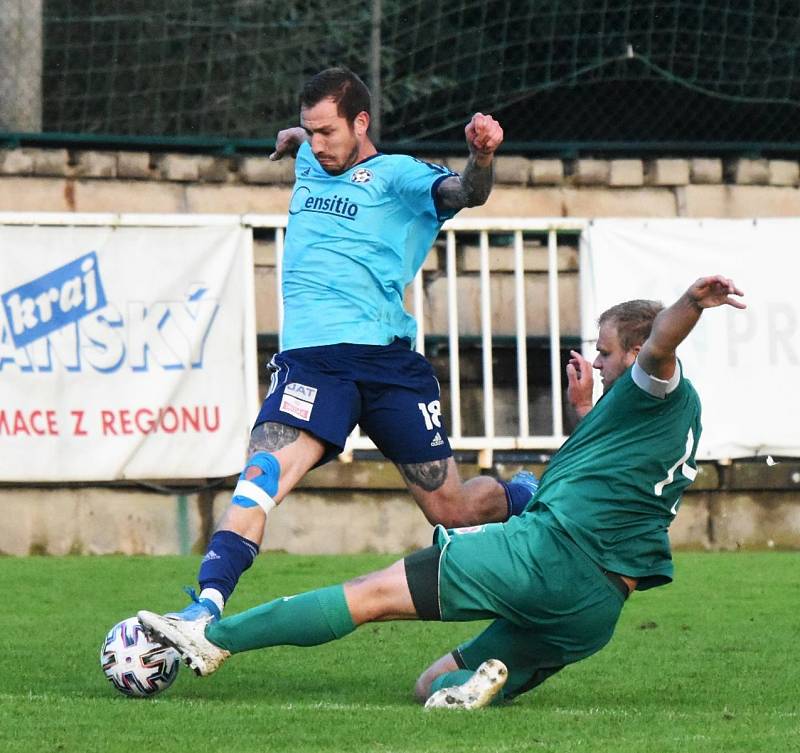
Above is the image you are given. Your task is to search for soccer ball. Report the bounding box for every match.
[100,616,179,698]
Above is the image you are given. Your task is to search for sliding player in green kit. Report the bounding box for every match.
[139,275,746,709]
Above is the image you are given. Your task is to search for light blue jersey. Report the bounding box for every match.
[281,142,458,350]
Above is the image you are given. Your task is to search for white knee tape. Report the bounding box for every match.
[232,478,276,515]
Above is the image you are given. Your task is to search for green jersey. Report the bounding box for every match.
[530,362,702,589]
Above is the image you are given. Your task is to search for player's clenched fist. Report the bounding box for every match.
[465,113,503,160]
[269,126,308,161]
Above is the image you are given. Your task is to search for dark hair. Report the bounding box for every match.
[299,67,371,122]
[598,299,664,351]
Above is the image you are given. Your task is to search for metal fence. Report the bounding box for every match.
[4,2,800,153]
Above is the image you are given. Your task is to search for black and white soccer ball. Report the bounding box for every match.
[100,616,179,697]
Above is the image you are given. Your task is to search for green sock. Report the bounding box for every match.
[205,584,356,654]
[429,669,474,695]
[429,669,507,705]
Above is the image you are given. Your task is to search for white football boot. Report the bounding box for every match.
[137,609,230,677]
[424,659,508,710]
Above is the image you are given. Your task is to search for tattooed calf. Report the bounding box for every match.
[398,459,449,492]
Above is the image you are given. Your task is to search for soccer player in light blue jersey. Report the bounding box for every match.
[153,68,538,627]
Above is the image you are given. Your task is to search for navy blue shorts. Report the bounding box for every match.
[253,340,453,465]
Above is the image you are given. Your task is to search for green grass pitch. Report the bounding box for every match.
[1,552,798,752]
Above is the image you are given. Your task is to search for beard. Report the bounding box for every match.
[321,141,361,175]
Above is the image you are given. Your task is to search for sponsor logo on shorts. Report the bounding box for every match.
[280,382,317,421]
[430,431,444,447]
[285,382,317,402]
[280,394,313,421]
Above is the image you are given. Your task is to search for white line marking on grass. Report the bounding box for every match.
[3,694,403,713]
[279,702,399,711]
[553,706,634,717]
[9,694,798,720]
[551,706,800,720]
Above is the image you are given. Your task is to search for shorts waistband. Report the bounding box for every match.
[282,338,412,358]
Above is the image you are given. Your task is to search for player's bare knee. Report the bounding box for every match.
[413,668,435,703]
[343,573,391,622]
[421,494,475,528]
[414,654,457,703]
[345,561,410,623]
[414,653,459,703]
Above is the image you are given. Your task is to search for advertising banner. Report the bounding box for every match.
[582,219,800,459]
[0,223,258,480]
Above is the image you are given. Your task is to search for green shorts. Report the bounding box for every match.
[404,510,626,699]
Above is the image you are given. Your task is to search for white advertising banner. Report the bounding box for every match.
[582,219,800,459]
[0,223,258,480]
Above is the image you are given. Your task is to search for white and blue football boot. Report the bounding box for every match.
[510,469,539,497]
[165,587,221,623]
[137,590,228,677]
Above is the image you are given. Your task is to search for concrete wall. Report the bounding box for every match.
[2,146,799,554]
[2,149,800,218]
[2,459,800,556]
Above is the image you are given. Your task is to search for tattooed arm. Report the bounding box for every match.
[437,112,504,210]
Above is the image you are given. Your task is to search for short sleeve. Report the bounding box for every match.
[391,156,458,222]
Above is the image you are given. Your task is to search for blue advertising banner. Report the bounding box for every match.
[0,222,257,481]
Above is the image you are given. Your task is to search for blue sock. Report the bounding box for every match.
[198,530,260,603]
[500,481,534,517]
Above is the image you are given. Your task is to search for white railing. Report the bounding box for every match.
[0,212,587,462]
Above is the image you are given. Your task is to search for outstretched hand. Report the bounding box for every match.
[638,273,746,381]
[465,113,503,160]
[687,276,746,310]
[566,350,595,418]
[269,127,308,161]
